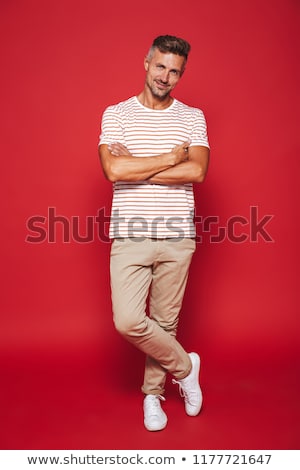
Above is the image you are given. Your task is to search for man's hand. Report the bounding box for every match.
[171,142,190,165]
[108,142,132,156]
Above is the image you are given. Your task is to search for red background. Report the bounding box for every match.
[1,0,299,449]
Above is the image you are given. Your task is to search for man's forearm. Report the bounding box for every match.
[99,142,189,183]
[105,153,178,182]
[148,161,203,185]
[149,147,210,185]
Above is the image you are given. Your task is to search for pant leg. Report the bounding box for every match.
[142,238,196,395]
[110,238,192,391]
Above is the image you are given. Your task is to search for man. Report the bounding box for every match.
[98,35,210,431]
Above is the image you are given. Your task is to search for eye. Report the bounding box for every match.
[170,70,179,76]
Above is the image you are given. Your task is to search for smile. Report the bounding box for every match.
[155,80,169,89]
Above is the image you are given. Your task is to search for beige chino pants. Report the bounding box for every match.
[110,237,196,395]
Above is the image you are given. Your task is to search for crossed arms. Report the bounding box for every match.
[98,142,209,185]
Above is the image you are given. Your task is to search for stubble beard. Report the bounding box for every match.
[146,78,170,100]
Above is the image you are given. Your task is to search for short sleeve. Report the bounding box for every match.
[190,109,210,149]
[99,106,124,146]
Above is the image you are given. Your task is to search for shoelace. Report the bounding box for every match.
[172,379,194,404]
[146,395,165,413]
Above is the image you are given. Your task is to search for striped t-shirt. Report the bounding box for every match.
[99,96,209,239]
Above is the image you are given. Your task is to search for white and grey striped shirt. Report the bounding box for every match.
[99,96,209,239]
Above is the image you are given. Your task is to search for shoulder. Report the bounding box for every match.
[174,99,205,117]
[103,96,136,115]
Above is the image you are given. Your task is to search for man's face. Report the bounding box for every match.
[144,48,186,99]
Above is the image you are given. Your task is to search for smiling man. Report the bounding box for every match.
[98,35,210,431]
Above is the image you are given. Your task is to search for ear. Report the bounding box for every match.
[144,56,149,71]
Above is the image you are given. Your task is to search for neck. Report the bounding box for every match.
[137,89,173,110]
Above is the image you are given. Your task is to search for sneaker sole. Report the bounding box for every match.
[144,419,168,432]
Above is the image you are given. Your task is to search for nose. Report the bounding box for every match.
[160,70,169,83]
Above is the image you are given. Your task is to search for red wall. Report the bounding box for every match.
[1,0,299,373]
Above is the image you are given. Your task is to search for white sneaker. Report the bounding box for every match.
[143,394,167,431]
[172,352,203,416]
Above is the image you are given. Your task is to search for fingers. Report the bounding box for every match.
[182,140,191,151]
[172,141,190,164]
[174,141,190,152]
[108,142,132,156]
[108,143,122,156]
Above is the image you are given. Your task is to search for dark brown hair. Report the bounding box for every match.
[148,35,191,61]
